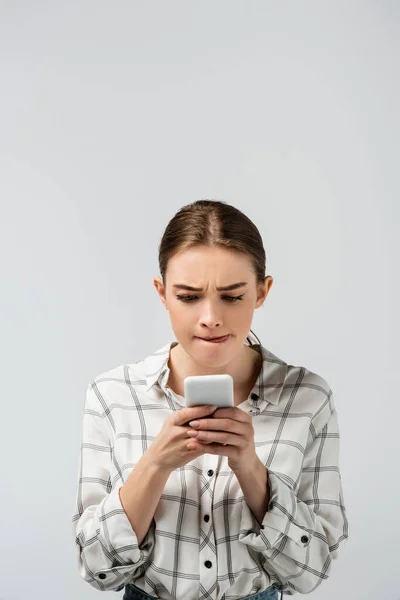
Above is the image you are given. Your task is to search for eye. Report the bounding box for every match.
[176,294,244,303]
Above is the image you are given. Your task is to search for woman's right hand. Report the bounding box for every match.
[146,404,218,471]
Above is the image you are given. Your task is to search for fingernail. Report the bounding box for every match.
[188,420,200,428]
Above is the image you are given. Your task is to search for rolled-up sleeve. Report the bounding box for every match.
[71,382,155,591]
[239,393,349,595]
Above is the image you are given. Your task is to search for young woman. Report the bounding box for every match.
[72,200,349,600]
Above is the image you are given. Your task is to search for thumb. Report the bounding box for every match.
[176,404,217,424]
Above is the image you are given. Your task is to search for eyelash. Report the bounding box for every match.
[176,294,245,303]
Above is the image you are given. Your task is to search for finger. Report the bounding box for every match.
[187,433,225,445]
[186,440,227,452]
[197,441,231,453]
[186,440,208,451]
[211,407,251,423]
[188,429,238,446]
[190,417,241,433]
[177,404,217,425]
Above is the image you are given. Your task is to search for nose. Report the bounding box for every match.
[199,301,223,329]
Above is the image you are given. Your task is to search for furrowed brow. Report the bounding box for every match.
[172,282,248,292]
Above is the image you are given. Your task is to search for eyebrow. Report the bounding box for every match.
[172,282,248,292]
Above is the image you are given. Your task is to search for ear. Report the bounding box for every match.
[153,276,168,309]
[255,276,273,308]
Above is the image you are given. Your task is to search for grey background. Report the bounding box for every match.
[1,2,399,599]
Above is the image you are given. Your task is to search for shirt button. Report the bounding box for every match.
[204,560,212,568]
[98,573,106,579]
[204,515,210,522]
[301,535,309,544]
[207,469,214,476]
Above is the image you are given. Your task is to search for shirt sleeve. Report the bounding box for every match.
[238,391,349,595]
[71,381,156,591]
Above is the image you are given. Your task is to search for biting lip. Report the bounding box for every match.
[196,334,230,341]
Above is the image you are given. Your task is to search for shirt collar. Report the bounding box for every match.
[143,339,288,412]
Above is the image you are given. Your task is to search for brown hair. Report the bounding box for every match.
[158,199,267,346]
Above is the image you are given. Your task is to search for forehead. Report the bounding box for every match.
[167,246,253,277]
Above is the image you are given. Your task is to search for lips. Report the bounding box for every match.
[197,334,230,342]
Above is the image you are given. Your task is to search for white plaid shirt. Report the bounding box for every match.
[72,338,349,598]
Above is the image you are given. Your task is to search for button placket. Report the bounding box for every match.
[199,454,218,593]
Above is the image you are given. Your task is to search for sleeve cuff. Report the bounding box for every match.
[91,485,156,590]
[238,470,312,552]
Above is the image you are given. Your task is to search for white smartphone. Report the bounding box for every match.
[184,374,234,408]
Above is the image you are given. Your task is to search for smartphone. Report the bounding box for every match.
[184,374,234,408]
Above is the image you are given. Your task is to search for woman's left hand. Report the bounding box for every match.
[186,406,258,473]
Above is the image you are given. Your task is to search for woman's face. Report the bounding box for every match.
[153,245,273,368]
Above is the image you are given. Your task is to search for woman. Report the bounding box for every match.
[72,200,349,599]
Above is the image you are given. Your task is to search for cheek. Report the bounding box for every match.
[169,306,193,330]
[235,306,253,324]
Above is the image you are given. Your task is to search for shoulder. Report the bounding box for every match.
[259,343,334,426]
[284,361,335,429]
[87,360,145,408]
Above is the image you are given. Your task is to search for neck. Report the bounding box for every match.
[167,342,262,402]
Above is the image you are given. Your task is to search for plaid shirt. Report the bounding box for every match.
[72,338,349,598]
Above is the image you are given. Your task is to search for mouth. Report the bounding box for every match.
[195,334,230,344]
